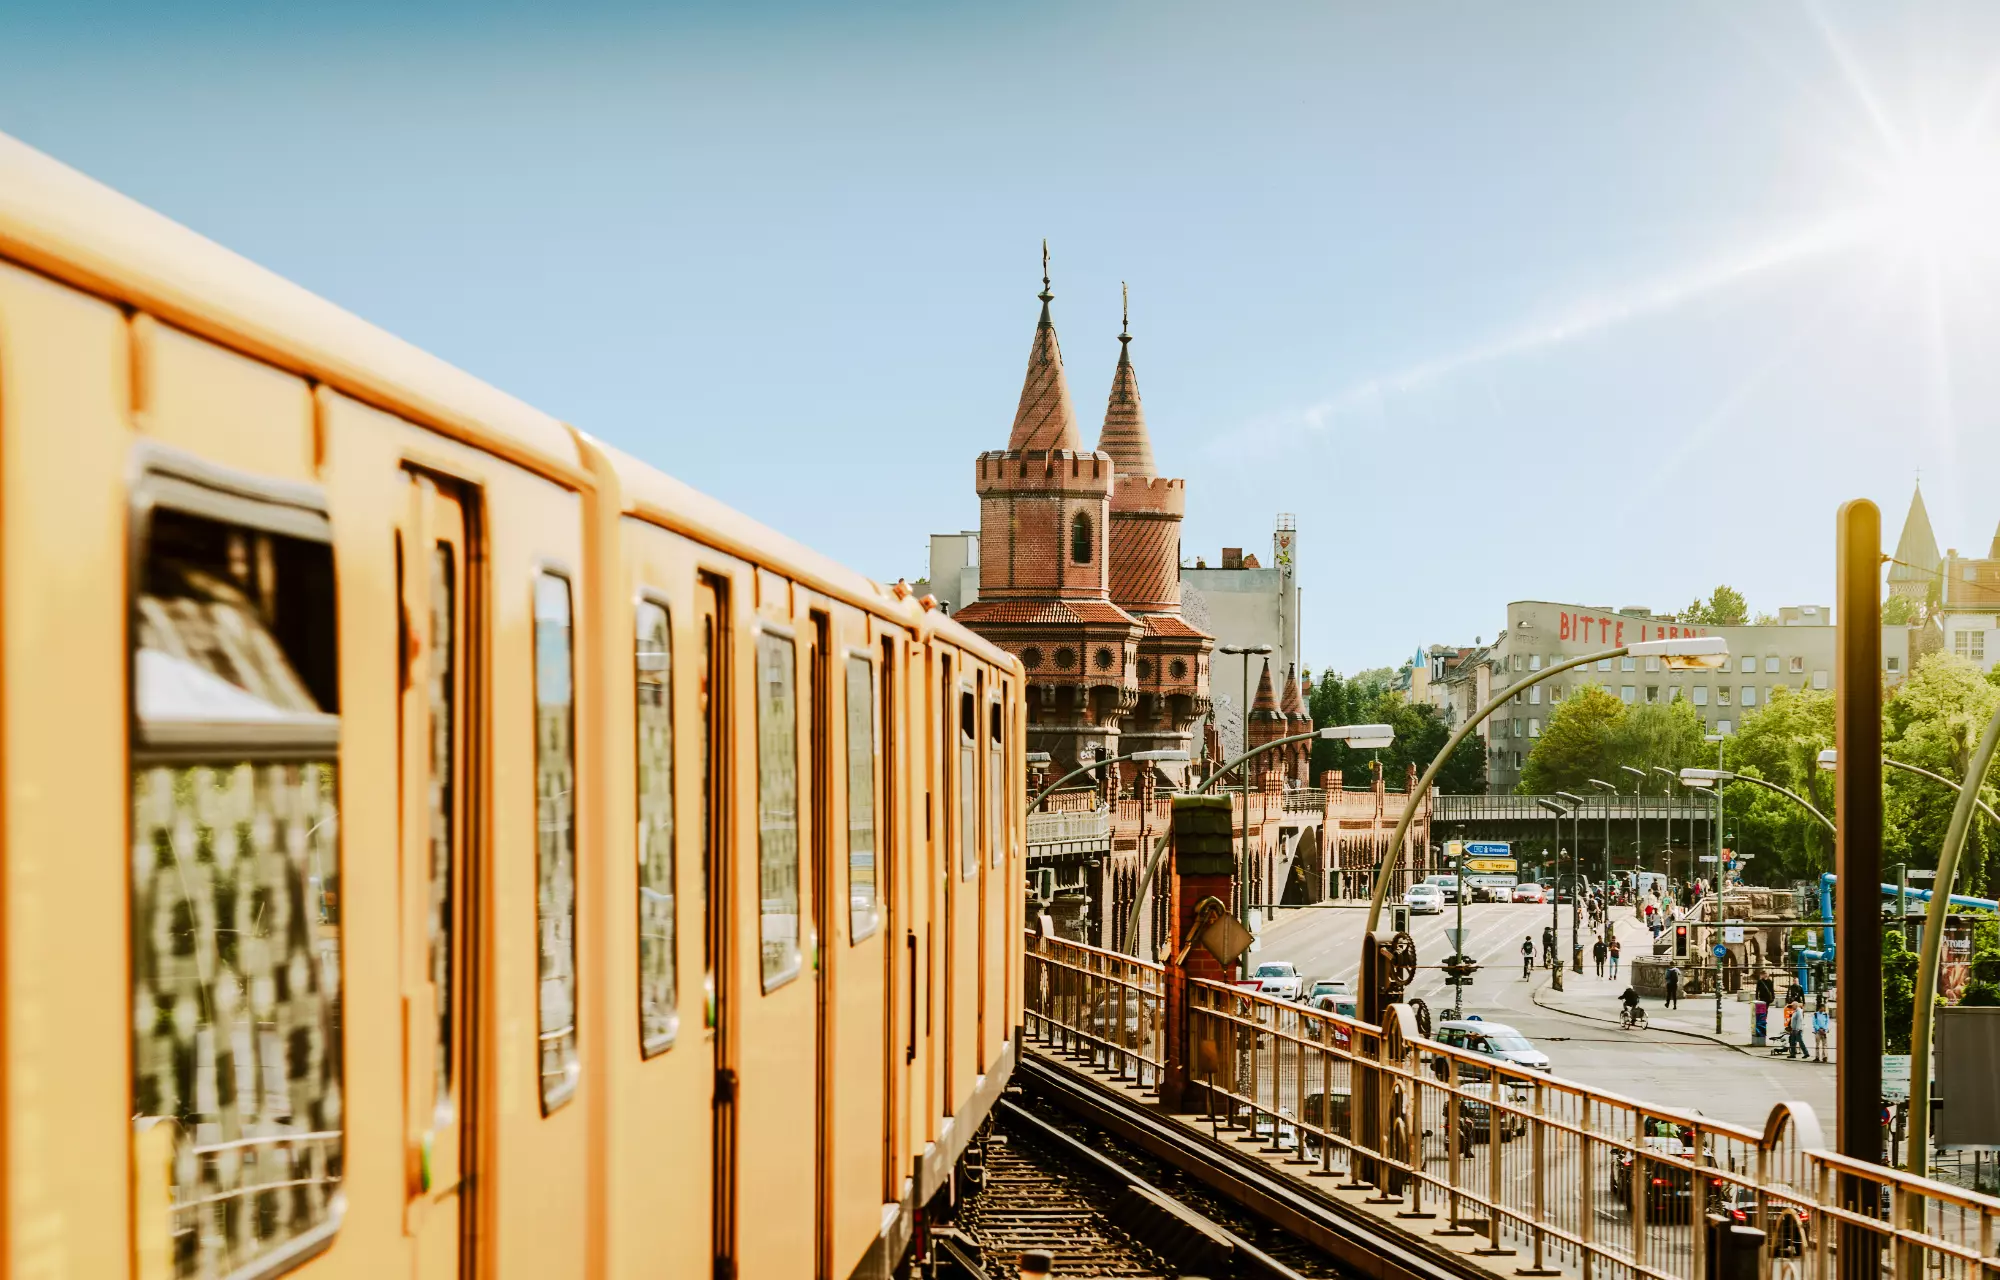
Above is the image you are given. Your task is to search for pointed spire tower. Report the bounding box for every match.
[1096,283,1156,475]
[956,245,1141,773]
[1889,481,1942,602]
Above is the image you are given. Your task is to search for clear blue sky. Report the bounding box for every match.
[6,2,2000,674]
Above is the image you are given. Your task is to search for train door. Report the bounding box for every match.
[698,575,738,1279]
[400,473,480,1275]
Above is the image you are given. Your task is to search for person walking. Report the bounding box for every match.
[1542,926,1557,970]
[1785,998,1808,1059]
[1593,936,1608,977]
[1664,964,1681,1009]
[1753,970,1775,1045]
[1522,936,1535,980]
[1812,998,1830,1062]
[1608,934,1622,978]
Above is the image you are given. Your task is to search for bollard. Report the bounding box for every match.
[1704,1215,1764,1280]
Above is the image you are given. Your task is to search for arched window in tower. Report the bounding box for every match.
[1071,511,1092,565]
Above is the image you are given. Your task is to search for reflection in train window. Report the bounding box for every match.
[846,656,878,942]
[130,501,344,1277]
[534,572,579,1111]
[756,631,802,989]
[959,689,977,881]
[636,599,677,1055]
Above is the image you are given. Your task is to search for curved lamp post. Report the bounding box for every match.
[1535,797,1572,991]
[1619,765,1647,892]
[1556,789,1586,971]
[1358,636,1728,1021]
[1589,777,1616,902]
[1030,747,1191,811]
[1652,766,1682,891]
[1816,739,2000,1168]
[1680,767,1834,833]
[1120,721,1394,956]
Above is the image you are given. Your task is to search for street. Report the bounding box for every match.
[1252,897,1836,1131]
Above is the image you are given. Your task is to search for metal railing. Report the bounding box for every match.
[1283,789,1327,813]
[1022,941,2000,1278]
[1024,934,1165,1087]
[1026,805,1113,849]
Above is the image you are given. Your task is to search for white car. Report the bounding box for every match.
[1405,884,1446,915]
[1433,1019,1552,1073]
[1423,874,1461,904]
[1251,961,1303,1001]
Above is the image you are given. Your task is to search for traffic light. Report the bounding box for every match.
[1674,924,1689,959]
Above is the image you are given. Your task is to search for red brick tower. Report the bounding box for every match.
[1098,286,1212,785]
[955,252,1143,771]
[1279,662,1309,784]
[1246,658,1286,774]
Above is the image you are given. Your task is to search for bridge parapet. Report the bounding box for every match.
[1022,930,2000,1278]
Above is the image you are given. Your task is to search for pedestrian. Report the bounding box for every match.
[1786,999,1808,1059]
[1593,936,1608,977]
[1521,936,1534,980]
[1542,926,1557,969]
[1664,964,1681,1009]
[1786,975,1805,1007]
[1609,934,1621,978]
[1812,999,1830,1062]
[1754,969,1776,1044]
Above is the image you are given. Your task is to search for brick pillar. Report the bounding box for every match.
[1162,795,1236,1113]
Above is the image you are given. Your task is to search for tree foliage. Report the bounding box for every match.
[1308,672,1485,794]
[1515,686,1709,796]
[1680,585,1749,626]
[1882,653,2000,897]
[1882,593,1918,625]
[1717,687,1836,884]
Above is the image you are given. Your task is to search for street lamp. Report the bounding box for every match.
[1817,742,2000,1168]
[1358,635,1727,1021]
[1557,790,1587,971]
[1620,764,1648,897]
[1676,767,1735,1033]
[1589,777,1617,908]
[1218,643,1275,926]
[1535,797,1572,991]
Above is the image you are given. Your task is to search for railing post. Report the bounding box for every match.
[1161,795,1237,1114]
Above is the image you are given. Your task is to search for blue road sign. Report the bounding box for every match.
[1466,841,1510,858]
[1712,943,1728,960]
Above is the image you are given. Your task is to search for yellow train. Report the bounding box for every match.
[0,133,1024,1280]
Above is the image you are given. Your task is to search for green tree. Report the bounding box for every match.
[1517,686,1626,794]
[1680,585,1749,626]
[1882,594,1918,625]
[1883,653,2000,897]
[1309,683,1485,794]
[1720,687,1837,883]
[1884,928,1919,1053]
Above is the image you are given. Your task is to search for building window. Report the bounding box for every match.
[1512,718,1523,738]
[636,600,678,1055]
[1070,511,1092,564]
[1645,685,1660,703]
[1789,656,1805,674]
[756,630,802,990]
[1513,655,1524,671]
[534,572,579,1110]
[1529,653,1542,670]
[1954,630,1988,661]
[1693,686,1709,706]
[1550,685,1562,701]
[1740,656,1756,673]
[1741,686,1756,707]
[1766,656,1780,673]
[1598,658,1611,671]
[1621,686,1636,704]
[1718,719,1733,735]
[1528,718,1541,737]
[1887,655,1903,674]
[1621,656,1636,671]
[1812,670,1829,690]
[1645,655,1661,673]
[1718,686,1732,706]
[1514,752,1523,769]
[1529,686,1541,705]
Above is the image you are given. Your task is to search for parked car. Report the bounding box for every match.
[1252,961,1303,1001]
[1405,884,1446,915]
[1423,874,1461,904]
[1511,883,1546,904]
[1431,1019,1552,1074]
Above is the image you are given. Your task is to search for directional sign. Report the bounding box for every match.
[1466,841,1511,858]
[1465,858,1518,874]
[1883,1055,1912,1101]
[1699,855,1721,863]
[1713,943,1729,960]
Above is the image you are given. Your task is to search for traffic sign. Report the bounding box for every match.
[1699,855,1721,863]
[1723,926,1744,944]
[1446,928,1468,950]
[1712,943,1729,960]
[1466,841,1510,858]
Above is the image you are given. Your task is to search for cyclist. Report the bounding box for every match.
[1619,985,1646,1029]
[1521,936,1535,980]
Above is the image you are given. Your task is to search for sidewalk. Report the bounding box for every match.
[1529,909,1835,1059]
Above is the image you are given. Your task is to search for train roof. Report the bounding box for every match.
[0,133,1018,678]
[0,131,580,480]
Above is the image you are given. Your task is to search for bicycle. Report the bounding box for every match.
[1620,1005,1649,1030]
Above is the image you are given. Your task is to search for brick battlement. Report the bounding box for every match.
[976,449,1115,497]
[1109,473,1185,517]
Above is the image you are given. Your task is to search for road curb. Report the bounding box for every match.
[1528,982,1758,1057]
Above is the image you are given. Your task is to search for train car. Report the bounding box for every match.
[0,131,1023,1280]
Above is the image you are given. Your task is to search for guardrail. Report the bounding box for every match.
[1024,934,1164,1086]
[1283,789,1326,813]
[1022,935,2000,1278]
[1026,805,1113,850]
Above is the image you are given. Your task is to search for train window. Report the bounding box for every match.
[756,630,802,989]
[534,572,579,1111]
[636,600,678,1054]
[845,656,878,942]
[959,689,977,881]
[130,483,343,1278]
[426,544,458,1121]
[989,701,1004,868]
